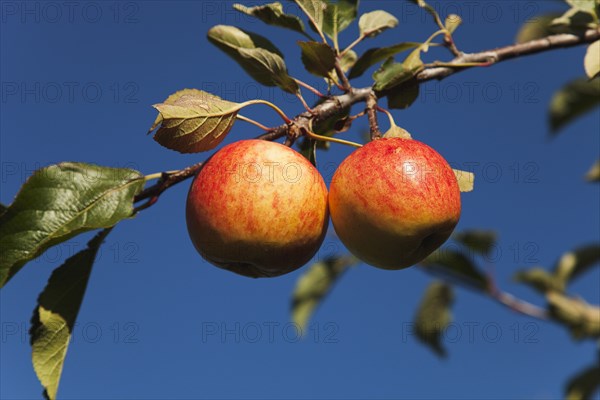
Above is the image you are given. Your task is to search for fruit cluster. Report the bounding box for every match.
[186,138,461,277]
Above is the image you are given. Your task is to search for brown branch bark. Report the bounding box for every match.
[256,28,600,142]
[133,162,204,211]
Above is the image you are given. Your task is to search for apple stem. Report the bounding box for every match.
[303,126,362,149]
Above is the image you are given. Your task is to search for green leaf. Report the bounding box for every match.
[585,160,600,182]
[584,41,600,79]
[554,244,600,287]
[291,0,327,35]
[452,169,475,192]
[323,0,358,39]
[30,228,110,400]
[565,364,600,400]
[414,281,454,358]
[547,291,600,339]
[149,89,246,153]
[453,230,497,257]
[421,248,489,291]
[348,42,421,79]
[514,267,563,294]
[291,255,357,331]
[298,41,337,77]
[516,13,563,44]
[0,163,144,288]
[358,10,398,38]
[549,77,600,133]
[444,14,462,34]
[372,58,411,92]
[232,2,307,36]
[207,25,299,93]
[0,203,7,217]
[387,83,420,109]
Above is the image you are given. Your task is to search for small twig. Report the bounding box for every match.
[420,265,549,321]
[491,290,549,320]
[294,78,326,98]
[133,162,204,211]
[296,92,316,114]
[340,34,364,57]
[444,34,461,57]
[334,58,352,92]
[366,93,381,140]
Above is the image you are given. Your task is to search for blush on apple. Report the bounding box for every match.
[186,139,329,278]
[329,137,461,270]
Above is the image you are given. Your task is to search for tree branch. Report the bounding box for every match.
[255,29,600,143]
[134,162,203,211]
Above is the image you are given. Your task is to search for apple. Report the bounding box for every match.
[186,139,329,278]
[329,137,461,270]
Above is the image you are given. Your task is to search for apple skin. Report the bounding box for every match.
[329,137,461,270]
[186,139,329,278]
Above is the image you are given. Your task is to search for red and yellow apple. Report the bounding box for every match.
[329,137,461,270]
[186,139,329,278]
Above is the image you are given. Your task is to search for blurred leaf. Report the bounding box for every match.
[565,0,599,15]
[549,77,600,133]
[421,248,489,291]
[0,163,144,288]
[339,49,358,72]
[207,25,298,93]
[452,169,475,192]
[547,291,600,339]
[358,10,398,38]
[414,281,454,358]
[323,0,358,39]
[387,83,420,109]
[299,138,317,166]
[453,230,497,257]
[565,364,600,400]
[292,0,327,34]
[554,244,600,286]
[444,14,462,34]
[348,42,421,79]
[298,41,337,77]
[149,89,244,153]
[291,255,357,331]
[516,13,562,43]
[233,2,307,36]
[552,8,597,32]
[514,267,563,294]
[30,229,110,400]
[584,41,600,79]
[585,160,600,182]
[0,203,7,217]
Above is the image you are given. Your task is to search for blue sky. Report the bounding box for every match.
[1,1,599,399]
